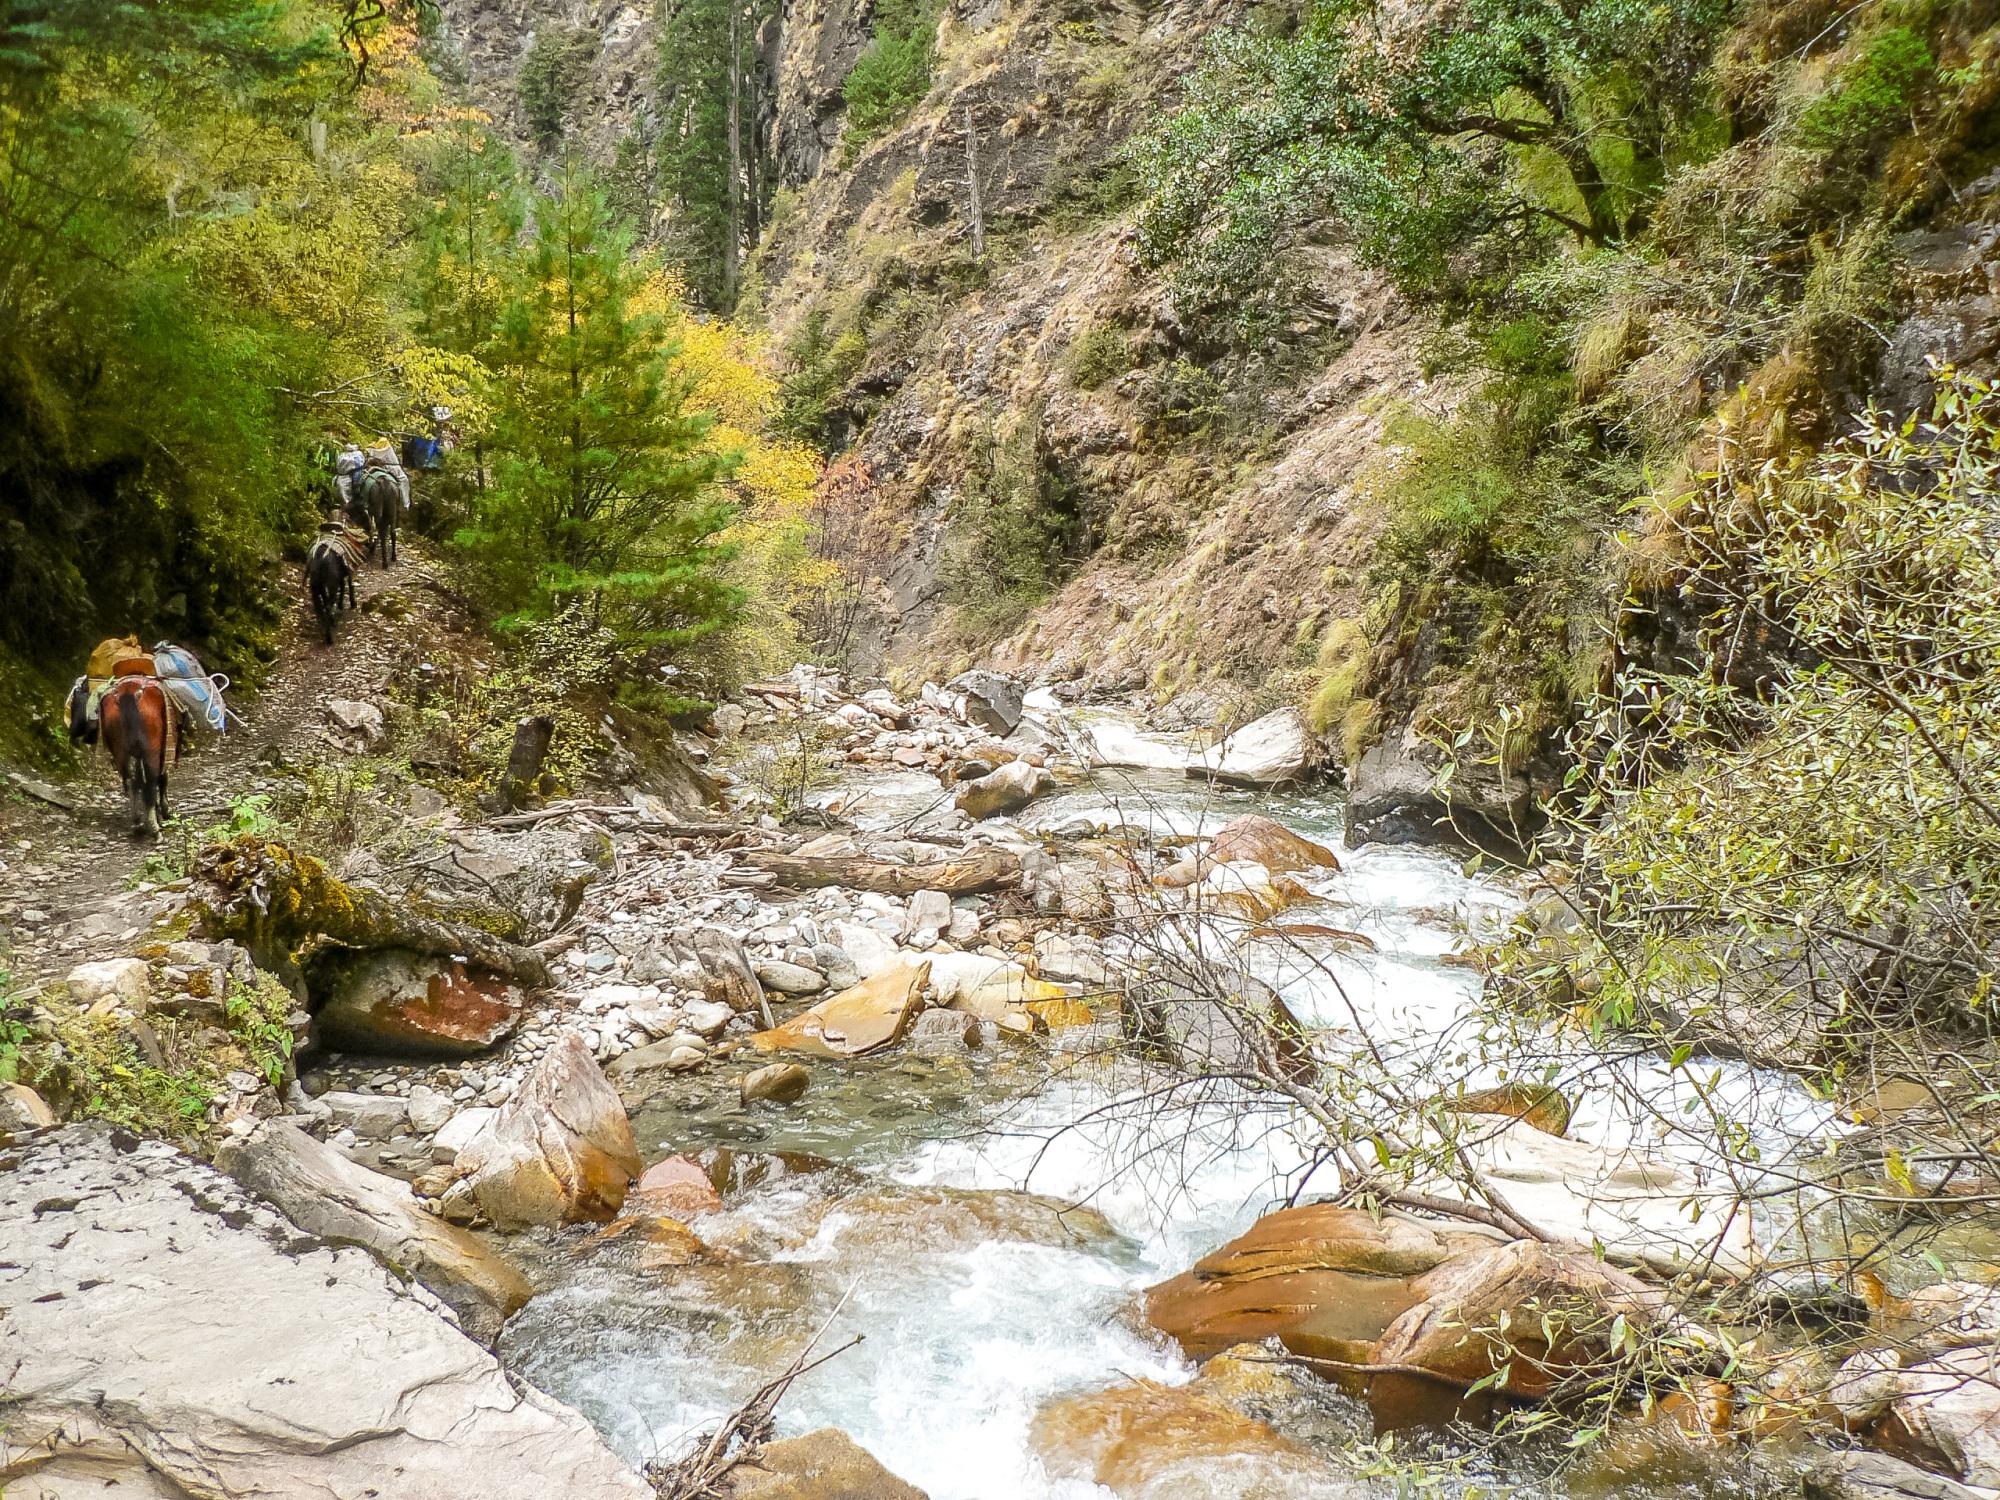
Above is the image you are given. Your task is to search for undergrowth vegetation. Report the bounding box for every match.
[1138,0,2000,776]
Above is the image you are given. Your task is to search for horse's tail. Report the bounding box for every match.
[115,687,149,788]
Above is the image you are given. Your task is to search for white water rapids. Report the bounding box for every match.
[501,707,1845,1499]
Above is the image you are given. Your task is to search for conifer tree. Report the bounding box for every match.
[463,168,742,650]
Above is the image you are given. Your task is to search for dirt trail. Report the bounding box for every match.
[0,539,438,987]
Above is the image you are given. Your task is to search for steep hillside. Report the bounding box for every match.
[435,0,2000,845]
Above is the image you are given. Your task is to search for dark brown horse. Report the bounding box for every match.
[99,677,174,834]
[352,468,399,568]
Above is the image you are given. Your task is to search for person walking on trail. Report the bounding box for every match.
[363,434,411,510]
[333,440,365,510]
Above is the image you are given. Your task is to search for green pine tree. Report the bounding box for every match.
[460,168,742,652]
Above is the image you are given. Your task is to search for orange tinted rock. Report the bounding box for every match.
[1372,1240,1661,1402]
[1209,815,1341,876]
[1145,1205,1482,1376]
[633,1154,724,1216]
[749,962,930,1058]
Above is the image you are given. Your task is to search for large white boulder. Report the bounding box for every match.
[457,1035,642,1228]
[0,1126,650,1500]
[1187,707,1313,788]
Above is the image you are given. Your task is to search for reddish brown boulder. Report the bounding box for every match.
[1144,1204,1487,1375]
[1208,815,1341,876]
[1372,1240,1661,1401]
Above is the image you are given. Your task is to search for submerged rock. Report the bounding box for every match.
[1207,815,1341,876]
[457,1034,642,1228]
[217,1118,532,1343]
[0,1125,651,1500]
[313,948,522,1059]
[739,1061,811,1104]
[1030,1347,1338,1499]
[719,1427,928,1499]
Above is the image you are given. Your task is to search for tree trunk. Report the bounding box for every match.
[964,105,985,266]
[194,837,552,989]
[724,4,743,306]
[739,848,1021,895]
[500,714,556,811]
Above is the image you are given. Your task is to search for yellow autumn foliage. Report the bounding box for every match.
[642,275,834,676]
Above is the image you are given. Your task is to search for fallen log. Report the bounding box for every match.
[738,848,1022,895]
[193,836,551,989]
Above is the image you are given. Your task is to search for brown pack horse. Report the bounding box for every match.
[99,677,175,834]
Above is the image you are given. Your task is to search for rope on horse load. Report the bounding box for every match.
[153,641,239,733]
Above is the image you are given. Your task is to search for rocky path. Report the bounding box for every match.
[0,540,443,987]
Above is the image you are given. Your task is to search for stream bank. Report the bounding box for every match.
[5,659,1998,1500]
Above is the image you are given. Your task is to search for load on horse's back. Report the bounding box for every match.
[307,523,361,644]
[354,466,399,567]
[66,637,185,835]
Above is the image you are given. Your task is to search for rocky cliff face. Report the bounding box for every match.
[433,0,2000,844]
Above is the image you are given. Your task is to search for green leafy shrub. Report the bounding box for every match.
[773,309,869,454]
[1796,26,1934,154]
[939,409,1080,639]
[1069,325,1134,390]
[842,0,940,154]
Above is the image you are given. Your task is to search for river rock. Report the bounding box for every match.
[1146,1204,1489,1371]
[695,928,768,1015]
[313,949,522,1059]
[217,1118,533,1343]
[947,669,1025,735]
[684,997,737,1036]
[755,959,828,996]
[813,942,865,989]
[0,1080,55,1132]
[740,1061,811,1104]
[749,962,930,1059]
[1804,1451,1988,1500]
[407,1082,457,1135]
[0,1126,651,1500]
[1122,967,1304,1073]
[631,1154,725,1216]
[1190,859,1318,921]
[1885,1346,2000,1485]
[902,888,953,943]
[65,955,151,1006]
[822,922,899,979]
[1372,1240,1661,1401]
[1458,1118,1760,1275]
[434,1104,496,1159]
[954,760,1055,820]
[906,1008,984,1051]
[1031,1348,1332,1498]
[1188,707,1312,788]
[319,1089,411,1140]
[456,1034,642,1228]
[1208,814,1341,875]
[927,951,1074,1020]
[1033,933,1111,986]
[720,1428,928,1500]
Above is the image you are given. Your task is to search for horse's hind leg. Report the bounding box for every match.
[154,771,170,829]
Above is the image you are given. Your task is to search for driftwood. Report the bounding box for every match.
[738,848,1022,895]
[194,836,551,988]
[485,799,742,838]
